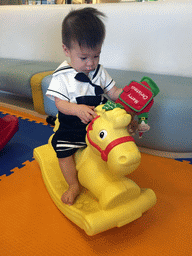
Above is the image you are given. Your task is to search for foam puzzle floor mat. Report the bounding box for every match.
[0,106,54,177]
[0,106,192,255]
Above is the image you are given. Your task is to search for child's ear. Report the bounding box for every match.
[62,44,70,57]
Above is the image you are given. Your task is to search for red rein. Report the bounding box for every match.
[87,116,135,162]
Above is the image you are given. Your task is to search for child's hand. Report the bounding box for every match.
[77,105,97,124]
[138,123,150,132]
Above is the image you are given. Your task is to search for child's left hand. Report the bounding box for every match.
[138,123,150,133]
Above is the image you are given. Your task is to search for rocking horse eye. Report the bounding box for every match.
[99,130,107,139]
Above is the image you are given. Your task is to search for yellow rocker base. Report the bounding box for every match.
[34,144,157,236]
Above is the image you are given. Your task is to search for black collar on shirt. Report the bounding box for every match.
[53,64,101,77]
[75,72,104,96]
[92,64,100,79]
[53,66,73,74]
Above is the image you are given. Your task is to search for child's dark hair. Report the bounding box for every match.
[62,7,106,49]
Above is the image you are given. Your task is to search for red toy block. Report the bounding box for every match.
[0,115,19,151]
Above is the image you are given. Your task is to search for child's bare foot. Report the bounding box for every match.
[61,183,80,205]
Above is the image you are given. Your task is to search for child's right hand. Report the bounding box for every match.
[76,105,97,124]
[55,98,97,124]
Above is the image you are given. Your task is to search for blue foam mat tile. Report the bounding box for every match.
[0,112,54,178]
[175,158,192,165]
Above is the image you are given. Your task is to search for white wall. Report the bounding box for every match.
[0,1,192,77]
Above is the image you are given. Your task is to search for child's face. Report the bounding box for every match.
[63,41,102,76]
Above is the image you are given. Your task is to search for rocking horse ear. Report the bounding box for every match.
[113,113,132,129]
[95,105,105,115]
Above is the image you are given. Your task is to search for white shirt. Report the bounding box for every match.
[46,61,115,104]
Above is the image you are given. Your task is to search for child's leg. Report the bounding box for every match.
[58,155,80,205]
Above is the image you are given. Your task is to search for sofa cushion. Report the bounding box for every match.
[0,58,60,97]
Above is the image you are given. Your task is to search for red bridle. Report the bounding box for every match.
[87,116,135,162]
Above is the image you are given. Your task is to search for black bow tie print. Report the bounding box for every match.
[75,72,104,96]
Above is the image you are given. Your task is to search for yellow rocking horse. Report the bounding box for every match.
[34,103,156,236]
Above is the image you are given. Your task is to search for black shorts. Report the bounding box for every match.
[51,112,87,158]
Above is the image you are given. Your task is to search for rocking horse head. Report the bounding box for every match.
[85,103,141,176]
